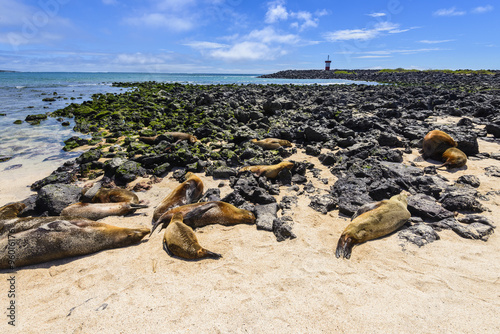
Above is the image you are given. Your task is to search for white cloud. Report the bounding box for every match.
[419,39,455,44]
[433,7,466,16]
[210,41,283,61]
[472,5,493,14]
[338,48,446,57]
[125,13,194,31]
[291,11,318,31]
[324,22,403,42]
[265,0,289,23]
[367,12,386,17]
[184,41,229,49]
[247,26,299,44]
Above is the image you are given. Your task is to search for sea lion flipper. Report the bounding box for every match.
[163,236,174,256]
[200,249,222,259]
[351,201,384,221]
[182,202,218,221]
[129,203,149,209]
[335,235,355,259]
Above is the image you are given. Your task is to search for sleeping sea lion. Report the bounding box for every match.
[91,188,140,204]
[0,217,149,269]
[61,202,148,220]
[152,201,255,235]
[163,212,221,260]
[422,130,457,161]
[437,147,467,169]
[152,172,204,223]
[251,138,292,150]
[335,193,411,259]
[239,161,294,178]
[138,132,198,145]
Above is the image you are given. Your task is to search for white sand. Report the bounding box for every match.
[1,139,499,333]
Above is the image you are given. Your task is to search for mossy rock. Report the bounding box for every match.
[76,149,102,164]
[13,120,23,124]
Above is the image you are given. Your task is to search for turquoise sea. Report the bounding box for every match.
[0,72,372,202]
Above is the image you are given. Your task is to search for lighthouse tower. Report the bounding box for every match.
[325,55,332,71]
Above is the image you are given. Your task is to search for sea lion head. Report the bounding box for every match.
[279,140,292,147]
[189,135,198,143]
[280,161,294,169]
[237,208,256,224]
[390,192,409,206]
[113,226,150,247]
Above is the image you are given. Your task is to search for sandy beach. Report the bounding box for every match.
[1,133,499,333]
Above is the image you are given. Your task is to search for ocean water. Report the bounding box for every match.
[0,72,372,202]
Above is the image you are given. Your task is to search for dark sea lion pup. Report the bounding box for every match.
[0,218,150,269]
[61,202,148,220]
[163,212,222,260]
[437,147,467,169]
[251,138,292,150]
[421,130,457,161]
[151,201,256,235]
[335,192,411,260]
[152,172,204,223]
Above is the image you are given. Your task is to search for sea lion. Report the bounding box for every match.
[239,161,294,178]
[163,212,222,260]
[152,201,256,235]
[61,202,148,220]
[437,147,467,169]
[139,132,198,145]
[422,130,457,161]
[152,172,204,223]
[91,188,140,204]
[164,132,198,144]
[251,138,292,150]
[0,217,149,269]
[0,202,26,220]
[335,193,411,259]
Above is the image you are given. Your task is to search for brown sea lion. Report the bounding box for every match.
[251,138,292,150]
[422,130,457,161]
[152,201,256,235]
[335,193,411,259]
[437,147,467,169]
[0,217,149,269]
[91,188,140,204]
[0,202,26,220]
[163,212,222,260]
[61,202,148,220]
[239,161,294,178]
[138,132,198,145]
[152,172,204,223]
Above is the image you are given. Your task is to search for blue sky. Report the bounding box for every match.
[0,0,498,73]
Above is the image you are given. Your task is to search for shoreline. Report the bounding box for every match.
[1,72,499,332]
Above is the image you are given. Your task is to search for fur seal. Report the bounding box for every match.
[61,202,148,220]
[251,138,292,150]
[152,172,204,223]
[91,188,140,204]
[437,147,467,169]
[335,193,411,259]
[163,212,222,260]
[422,130,457,161]
[239,161,294,178]
[152,201,255,235]
[0,217,149,269]
[139,132,197,145]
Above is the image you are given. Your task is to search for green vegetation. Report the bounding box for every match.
[378,68,495,75]
[334,70,355,75]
